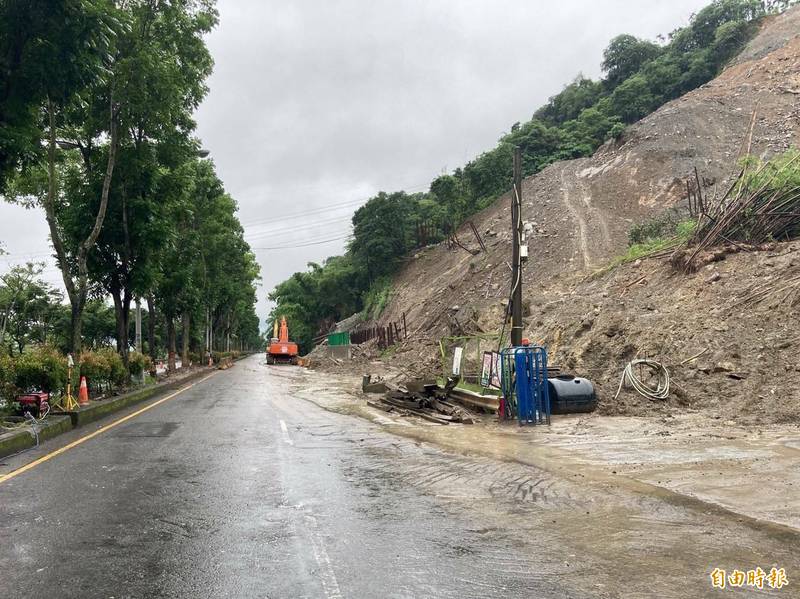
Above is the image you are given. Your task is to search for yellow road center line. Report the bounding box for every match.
[0,372,217,485]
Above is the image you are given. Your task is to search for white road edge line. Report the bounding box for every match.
[280,419,294,445]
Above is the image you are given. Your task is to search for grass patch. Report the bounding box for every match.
[628,208,691,245]
[591,217,696,278]
[362,277,393,320]
[380,345,398,359]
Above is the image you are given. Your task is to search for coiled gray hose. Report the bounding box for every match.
[614,359,670,401]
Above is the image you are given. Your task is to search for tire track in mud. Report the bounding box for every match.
[269,365,800,597]
[321,420,589,510]
[283,423,582,597]
[303,417,799,584]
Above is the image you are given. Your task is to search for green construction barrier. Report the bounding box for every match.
[327,332,351,346]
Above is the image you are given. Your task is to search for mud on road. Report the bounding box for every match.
[280,363,799,597]
[1,356,797,598]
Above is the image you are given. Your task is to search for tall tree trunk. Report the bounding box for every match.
[70,298,85,356]
[181,312,190,366]
[226,313,231,352]
[205,308,212,364]
[209,309,214,354]
[111,285,131,369]
[0,311,9,348]
[119,189,133,369]
[44,96,118,354]
[121,286,131,366]
[166,315,176,372]
[146,293,157,377]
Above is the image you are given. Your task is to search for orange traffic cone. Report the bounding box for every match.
[78,376,89,406]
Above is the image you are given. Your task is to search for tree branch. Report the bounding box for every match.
[80,93,118,261]
[44,97,77,303]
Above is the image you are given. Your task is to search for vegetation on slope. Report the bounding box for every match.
[270,0,798,353]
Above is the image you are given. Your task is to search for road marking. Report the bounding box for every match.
[0,372,217,485]
[280,419,294,445]
[304,513,342,599]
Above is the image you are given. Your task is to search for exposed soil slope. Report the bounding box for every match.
[338,9,800,423]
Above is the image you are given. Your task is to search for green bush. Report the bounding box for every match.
[12,346,68,395]
[593,216,698,278]
[128,351,152,377]
[79,348,127,392]
[0,347,144,403]
[212,351,231,364]
[0,353,18,402]
[78,351,108,391]
[609,122,626,140]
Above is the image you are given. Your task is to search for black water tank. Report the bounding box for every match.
[548,375,597,414]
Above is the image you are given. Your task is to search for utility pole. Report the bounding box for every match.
[135,299,142,353]
[511,147,523,347]
[134,299,144,383]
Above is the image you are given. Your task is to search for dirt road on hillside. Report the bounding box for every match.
[558,162,614,270]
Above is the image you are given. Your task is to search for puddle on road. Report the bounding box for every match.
[112,421,181,438]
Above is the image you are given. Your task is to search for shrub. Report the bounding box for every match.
[79,351,108,392]
[79,348,127,392]
[0,353,18,402]
[628,208,692,246]
[128,351,152,378]
[608,122,626,140]
[212,351,231,364]
[12,346,68,395]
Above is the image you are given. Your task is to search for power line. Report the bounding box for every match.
[251,234,352,251]
[244,215,352,241]
[239,181,431,229]
[240,198,366,228]
[242,177,429,199]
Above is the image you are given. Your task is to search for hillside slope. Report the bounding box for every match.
[369,7,800,422]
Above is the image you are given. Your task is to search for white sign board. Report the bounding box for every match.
[452,347,463,376]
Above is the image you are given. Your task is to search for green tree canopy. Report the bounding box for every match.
[601,35,663,89]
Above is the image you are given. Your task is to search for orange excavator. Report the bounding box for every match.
[266,316,299,365]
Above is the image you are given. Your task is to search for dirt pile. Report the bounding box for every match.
[325,8,800,423]
[536,241,800,423]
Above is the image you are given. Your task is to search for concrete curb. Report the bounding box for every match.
[0,416,74,459]
[0,367,215,460]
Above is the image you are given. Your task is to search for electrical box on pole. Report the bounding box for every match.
[511,147,524,347]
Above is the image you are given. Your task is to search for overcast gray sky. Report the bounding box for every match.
[0,0,710,326]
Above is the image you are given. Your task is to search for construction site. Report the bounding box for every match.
[2,2,799,597]
[289,3,800,583]
[306,6,800,425]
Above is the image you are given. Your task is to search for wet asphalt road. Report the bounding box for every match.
[1,356,798,598]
